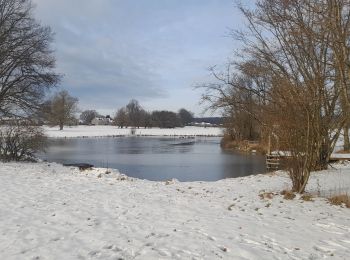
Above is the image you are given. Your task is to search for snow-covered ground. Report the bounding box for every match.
[0,162,349,259]
[43,125,224,138]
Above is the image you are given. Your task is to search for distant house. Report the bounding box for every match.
[105,115,114,124]
[91,116,113,125]
[191,117,224,127]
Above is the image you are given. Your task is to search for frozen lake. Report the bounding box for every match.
[39,137,266,181]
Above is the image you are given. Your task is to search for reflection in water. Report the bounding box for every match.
[38,137,266,181]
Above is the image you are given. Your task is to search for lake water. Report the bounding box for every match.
[39,137,266,181]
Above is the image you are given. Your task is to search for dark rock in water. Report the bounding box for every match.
[63,163,93,170]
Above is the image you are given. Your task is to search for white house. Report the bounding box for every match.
[91,116,113,125]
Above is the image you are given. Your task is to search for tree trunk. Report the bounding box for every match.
[314,142,331,170]
[59,123,63,130]
[298,171,310,194]
[344,124,350,151]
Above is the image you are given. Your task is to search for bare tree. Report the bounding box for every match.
[126,99,142,128]
[114,107,128,128]
[199,63,266,142]
[80,110,98,125]
[46,90,78,130]
[201,0,348,192]
[139,109,152,128]
[244,0,343,173]
[152,111,181,128]
[0,0,59,117]
[178,108,194,126]
[326,1,350,151]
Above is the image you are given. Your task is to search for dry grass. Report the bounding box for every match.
[220,136,267,154]
[281,190,296,200]
[220,136,238,149]
[333,150,350,154]
[300,194,313,202]
[328,194,350,208]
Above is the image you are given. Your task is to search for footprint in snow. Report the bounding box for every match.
[86,217,101,226]
[144,242,154,247]
[156,248,172,257]
[156,233,170,238]
[102,244,122,252]
[103,245,113,250]
[50,237,61,242]
[88,250,101,257]
[145,232,156,238]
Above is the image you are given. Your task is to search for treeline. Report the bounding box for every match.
[113,99,193,128]
[38,96,195,129]
[201,0,350,193]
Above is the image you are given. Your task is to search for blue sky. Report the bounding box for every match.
[32,0,248,116]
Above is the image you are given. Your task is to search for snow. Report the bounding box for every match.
[0,162,349,259]
[330,153,350,159]
[331,131,350,159]
[43,125,224,138]
[270,150,292,157]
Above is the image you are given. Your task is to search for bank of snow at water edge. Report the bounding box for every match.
[0,162,349,259]
[43,125,224,138]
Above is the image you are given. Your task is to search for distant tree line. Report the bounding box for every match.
[74,99,195,129]
[114,99,194,128]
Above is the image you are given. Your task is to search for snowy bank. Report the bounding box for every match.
[43,125,224,138]
[0,162,349,259]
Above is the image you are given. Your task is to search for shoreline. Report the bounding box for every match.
[43,125,224,139]
[46,134,223,139]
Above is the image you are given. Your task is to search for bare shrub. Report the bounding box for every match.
[328,194,350,208]
[0,122,46,161]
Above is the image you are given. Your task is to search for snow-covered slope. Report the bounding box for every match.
[43,125,224,138]
[0,162,349,259]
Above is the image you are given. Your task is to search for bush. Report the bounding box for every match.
[0,123,46,161]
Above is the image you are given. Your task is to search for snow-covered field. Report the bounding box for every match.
[43,125,224,138]
[0,162,349,259]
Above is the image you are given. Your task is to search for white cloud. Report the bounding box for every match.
[32,0,243,116]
